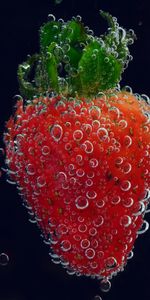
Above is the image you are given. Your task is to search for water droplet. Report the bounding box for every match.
[75,196,89,210]
[121,180,131,191]
[50,124,63,142]
[120,215,132,227]
[0,253,9,266]
[100,278,111,292]
[85,248,95,259]
[61,240,71,252]
[80,239,90,249]
[73,130,83,141]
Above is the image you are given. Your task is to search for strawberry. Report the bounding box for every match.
[3,11,150,292]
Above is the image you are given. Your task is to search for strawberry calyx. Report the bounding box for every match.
[18,11,135,99]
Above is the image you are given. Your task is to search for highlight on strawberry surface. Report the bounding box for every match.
[3,10,150,295]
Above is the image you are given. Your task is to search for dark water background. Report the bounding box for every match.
[0,0,150,299]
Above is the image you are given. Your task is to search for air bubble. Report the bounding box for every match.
[123,86,132,93]
[100,278,111,292]
[80,239,90,249]
[0,253,9,266]
[94,296,102,300]
[137,220,149,234]
[82,140,94,153]
[120,215,132,227]
[122,197,134,207]
[115,156,123,165]
[96,199,105,208]
[86,179,93,186]
[108,106,120,120]
[111,195,121,205]
[26,164,35,175]
[78,224,87,232]
[97,128,109,142]
[89,227,97,236]
[124,135,132,147]
[121,180,131,191]
[93,216,104,227]
[57,224,68,235]
[48,14,56,21]
[89,105,101,119]
[50,124,63,142]
[122,163,132,174]
[118,119,128,129]
[57,171,67,181]
[89,158,99,168]
[76,169,85,177]
[61,240,71,252]
[104,57,109,63]
[105,256,117,269]
[73,130,83,141]
[81,124,92,135]
[42,146,50,155]
[127,251,134,260]
[86,190,97,199]
[75,196,89,210]
[85,248,95,259]
[37,176,46,187]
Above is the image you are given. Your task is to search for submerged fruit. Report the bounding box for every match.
[4,90,150,279]
[2,9,150,294]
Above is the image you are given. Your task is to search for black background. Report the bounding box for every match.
[0,0,150,300]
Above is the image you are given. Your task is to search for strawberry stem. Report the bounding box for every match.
[17,11,135,99]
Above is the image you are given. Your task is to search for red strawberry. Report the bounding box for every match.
[3,11,150,292]
[4,91,150,282]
